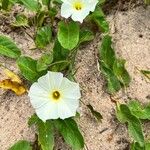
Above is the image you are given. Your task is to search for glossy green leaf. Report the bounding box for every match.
[91,8,109,33]
[131,142,144,150]
[53,39,69,61]
[54,118,84,150]
[9,140,32,150]
[128,121,144,147]
[116,104,144,147]
[12,14,28,27]
[28,114,54,150]
[99,35,130,93]
[18,0,40,12]
[37,120,54,150]
[130,142,150,150]
[87,104,103,121]
[79,29,94,44]
[17,56,42,82]
[58,21,79,50]
[51,39,70,71]
[113,59,131,86]
[28,114,39,127]
[0,35,21,59]
[37,52,53,71]
[35,26,52,49]
[128,101,150,120]
[101,65,121,93]
[99,35,116,69]
[116,103,127,123]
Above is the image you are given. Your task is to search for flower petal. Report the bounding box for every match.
[60,77,81,99]
[71,9,89,23]
[84,0,98,12]
[28,83,50,108]
[47,71,63,89]
[36,101,59,122]
[28,71,81,121]
[58,99,78,119]
[61,2,73,18]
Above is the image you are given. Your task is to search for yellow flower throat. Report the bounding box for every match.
[52,91,60,100]
[74,2,83,10]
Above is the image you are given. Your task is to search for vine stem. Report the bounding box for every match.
[48,60,70,67]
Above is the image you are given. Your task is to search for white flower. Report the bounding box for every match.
[28,71,81,122]
[61,0,98,23]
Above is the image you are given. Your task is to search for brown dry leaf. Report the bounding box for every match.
[0,69,26,95]
[0,79,26,95]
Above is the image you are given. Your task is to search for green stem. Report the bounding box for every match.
[48,60,70,68]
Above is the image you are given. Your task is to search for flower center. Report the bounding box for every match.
[52,91,60,100]
[74,2,83,11]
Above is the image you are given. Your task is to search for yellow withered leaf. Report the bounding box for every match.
[0,79,26,95]
[4,69,22,84]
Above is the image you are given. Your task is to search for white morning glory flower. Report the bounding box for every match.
[61,0,98,23]
[28,71,81,122]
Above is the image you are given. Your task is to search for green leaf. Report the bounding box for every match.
[37,52,53,71]
[58,21,79,50]
[50,60,70,72]
[9,140,32,150]
[37,120,54,150]
[128,101,150,120]
[99,35,116,69]
[141,70,150,80]
[91,8,109,33]
[42,0,50,5]
[54,118,84,150]
[101,65,121,93]
[12,14,28,27]
[17,56,42,82]
[79,29,94,44]
[99,35,131,93]
[116,103,127,123]
[48,7,57,18]
[0,35,21,59]
[131,141,150,150]
[51,39,70,71]
[128,121,144,147]
[113,59,131,86]
[18,0,40,12]
[117,104,144,147]
[53,39,69,61]
[2,0,9,10]
[53,0,62,4]
[28,114,39,127]
[146,142,150,149]
[87,104,103,121]
[98,0,106,5]
[131,142,144,150]
[35,26,52,49]
[144,0,150,5]
[28,114,54,150]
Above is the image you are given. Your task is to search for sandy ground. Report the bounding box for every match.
[0,4,150,150]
